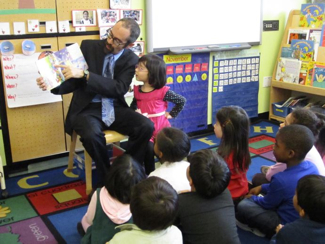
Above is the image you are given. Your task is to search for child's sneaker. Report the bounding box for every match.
[236,220,266,237]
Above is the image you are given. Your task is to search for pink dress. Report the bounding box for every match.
[134,85,171,142]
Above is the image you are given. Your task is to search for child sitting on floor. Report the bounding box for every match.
[214,106,251,204]
[108,176,182,244]
[175,149,240,244]
[149,127,191,193]
[236,124,319,239]
[253,107,325,186]
[271,175,325,243]
[79,154,146,244]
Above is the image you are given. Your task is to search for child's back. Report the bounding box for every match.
[272,175,325,243]
[149,127,191,193]
[109,177,182,244]
[175,149,240,244]
[81,154,146,244]
[214,106,251,200]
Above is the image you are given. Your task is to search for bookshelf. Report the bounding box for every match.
[269,10,325,122]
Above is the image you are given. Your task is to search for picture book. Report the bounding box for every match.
[312,62,325,88]
[291,39,314,61]
[36,43,88,90]
[299,61,315,85]
[274,96,308,108]
[309,29,322,60]
[281,47,295,59]
[320,24,325,47]
[287,29,309,44]
[275,58,302,83]
[299,3,325,28]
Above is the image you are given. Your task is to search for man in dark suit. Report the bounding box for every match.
[36,18,154,185]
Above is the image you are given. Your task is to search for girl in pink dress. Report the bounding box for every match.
[131,54,186,174]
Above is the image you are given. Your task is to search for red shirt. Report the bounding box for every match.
[225,152,249,199]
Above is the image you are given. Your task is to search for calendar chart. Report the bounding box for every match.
[161,53,210,133]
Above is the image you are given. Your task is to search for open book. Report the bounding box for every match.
[36,43,88,90]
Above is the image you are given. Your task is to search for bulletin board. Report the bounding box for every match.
[56,0,109,32]
[0,0,57,34]
[160,52,210,133]
[211,50,260,125]
[1,37,66,163]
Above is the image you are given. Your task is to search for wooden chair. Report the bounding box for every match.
[67,130,127,195]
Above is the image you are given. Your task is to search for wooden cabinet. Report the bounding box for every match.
[269,10,325,122]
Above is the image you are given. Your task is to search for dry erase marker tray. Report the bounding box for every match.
[169,43,251,54]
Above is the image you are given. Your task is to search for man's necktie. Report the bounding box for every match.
[102,54,115,127]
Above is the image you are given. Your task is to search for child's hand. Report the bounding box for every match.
[249,186,262,195]
[275,224,283,233]
[165,112,172,119]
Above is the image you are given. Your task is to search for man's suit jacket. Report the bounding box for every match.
[51,39,138,135]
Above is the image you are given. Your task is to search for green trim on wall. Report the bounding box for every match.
[0,9,56,15]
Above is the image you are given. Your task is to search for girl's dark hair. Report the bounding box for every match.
[156,127,191,163]
[104,154,146,204]
[138,54,166,89]
[216,106,251,171]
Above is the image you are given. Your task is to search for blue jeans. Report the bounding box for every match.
[236,198,281,238]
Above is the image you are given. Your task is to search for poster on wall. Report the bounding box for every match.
[1,54,62,108]
[97,9,120,27]
[158,52,210,133]
[110,0,131,9]
[72,10,97,27]
[211,49,260,124]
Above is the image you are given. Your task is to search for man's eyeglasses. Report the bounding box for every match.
[107,28,128,46]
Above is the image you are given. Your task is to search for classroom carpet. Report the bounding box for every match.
[0,120,279,244]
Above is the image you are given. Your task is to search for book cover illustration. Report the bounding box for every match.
[36,43,88,90]
[309,29,322,60]
[312,63,325,88]
[290,39,314,61]
[287,29,309,44]
[299,61,315,85]
[275,58,302,83]
[281,47,295,59]
[299,3,325,28]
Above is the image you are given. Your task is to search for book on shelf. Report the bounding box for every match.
[312,62,325,88]
[275,58,302,83]
[287,29,309,44]
[281,47,296,59]
[309,29,322,60]
[274,96,308,108]
[291,39,314,61]
[320,24,325,47]
[300,61,315,85]
[299,3,325,28]
[36,43,88,91]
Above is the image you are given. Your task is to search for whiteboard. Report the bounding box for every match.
[146,0,263,53]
